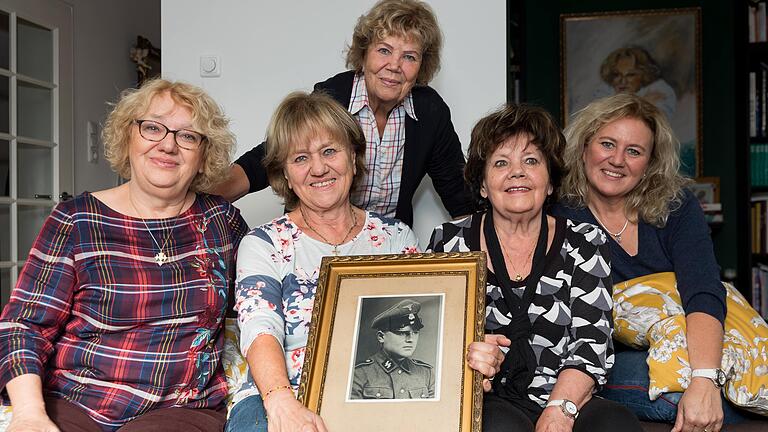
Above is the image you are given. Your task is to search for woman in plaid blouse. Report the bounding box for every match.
[0,79,248,431]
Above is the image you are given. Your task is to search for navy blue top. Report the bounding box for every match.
[550,190,726,324]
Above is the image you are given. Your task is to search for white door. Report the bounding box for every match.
[0,0,73,307]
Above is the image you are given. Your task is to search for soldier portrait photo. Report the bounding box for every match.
[348,296,442,401]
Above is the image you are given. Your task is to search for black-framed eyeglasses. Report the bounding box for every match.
[134,119,207,150]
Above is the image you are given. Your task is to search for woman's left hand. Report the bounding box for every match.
[466,334,509,392]
[671,378,723,432]
[535,406,574,432]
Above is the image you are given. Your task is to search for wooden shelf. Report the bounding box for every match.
[754,253,768,264]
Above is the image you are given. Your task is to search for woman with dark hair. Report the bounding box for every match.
[216,0,472,227]
[428,103,642,432]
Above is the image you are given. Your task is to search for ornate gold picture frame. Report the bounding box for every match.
[297,252,486,431]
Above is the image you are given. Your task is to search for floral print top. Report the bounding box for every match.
[231,211,419,407]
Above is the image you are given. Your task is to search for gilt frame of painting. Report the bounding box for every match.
[561,8,702,176]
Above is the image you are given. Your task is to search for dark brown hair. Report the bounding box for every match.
[465,104,565,211]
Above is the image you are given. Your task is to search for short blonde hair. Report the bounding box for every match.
[561,93,690,227]
[346,0,442,84]
[102,78,235,193]
[264,91,367,210]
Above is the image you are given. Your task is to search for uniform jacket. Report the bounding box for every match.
[351,350,435,399]
[234,71,473,227]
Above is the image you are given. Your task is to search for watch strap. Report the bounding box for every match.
[691,368,726,388]
[545,399,579,419]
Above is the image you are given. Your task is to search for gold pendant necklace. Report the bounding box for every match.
[129,192,187,266]
[496,229,537,282]
[300,205,357,256]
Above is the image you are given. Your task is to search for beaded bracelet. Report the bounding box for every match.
[263,384,293,401]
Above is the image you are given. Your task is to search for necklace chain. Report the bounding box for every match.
[300,205,358,256]
[590,208,629,244]
[496,228,537,282]
[129,192,187,266]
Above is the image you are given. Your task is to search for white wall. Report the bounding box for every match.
[162,0,506,246]
[69,0,160,194]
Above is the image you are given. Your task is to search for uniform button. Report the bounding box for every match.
[400,389,405,394]
[375,392,381,398]
[397,370,402,374]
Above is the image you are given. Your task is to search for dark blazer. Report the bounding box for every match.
[234,71,472,226]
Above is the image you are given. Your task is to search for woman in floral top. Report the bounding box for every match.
[0,79,247,431]
[227,92,418,432]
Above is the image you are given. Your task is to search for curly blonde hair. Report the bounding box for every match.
[264,91,367,210]
[346,0,442,85]
[102,78,236,193]
[561,93,690,227]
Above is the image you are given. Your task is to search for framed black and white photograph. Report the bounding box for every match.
[347,294,444,402]
[561,8,702,176]
[297,252,486,431]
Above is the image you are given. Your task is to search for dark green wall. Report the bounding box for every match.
[523,0,739,274]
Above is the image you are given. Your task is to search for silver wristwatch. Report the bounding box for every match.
[545,399,579,419]
[691,368,727,388]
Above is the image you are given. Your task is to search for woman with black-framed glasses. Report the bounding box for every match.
[0,78,248,431]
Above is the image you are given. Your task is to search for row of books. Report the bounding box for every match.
[752,144,768,186]
[749,2,768,43]
[752,264,768,318]
[752,195,768,254]
[749,66,768,137]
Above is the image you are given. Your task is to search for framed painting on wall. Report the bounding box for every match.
[298,252,486,431]
[561,8,702,176]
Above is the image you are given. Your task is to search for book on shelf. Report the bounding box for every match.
[752,263,768,318]
[752,144,768,187]
[751,72,757,137]
[750,2,768,43]
[751,196,768,254]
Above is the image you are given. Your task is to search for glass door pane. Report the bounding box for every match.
[0,139,8,197]
[17,18,52,82]
[0,75,8,134]
[17,142,52,199]
[18,81,52,141]
[1,267,10,308]
[0,12,8,71]
[0,203,8,261]
[17,205,51,259]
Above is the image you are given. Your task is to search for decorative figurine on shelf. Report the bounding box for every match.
[130,35,161,86]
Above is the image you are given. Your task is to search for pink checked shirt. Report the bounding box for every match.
[348,72,417,218]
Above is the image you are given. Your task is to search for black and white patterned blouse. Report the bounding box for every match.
[427,214,614,407]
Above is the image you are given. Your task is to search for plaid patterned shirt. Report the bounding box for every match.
[349,72,417,217]
[0,192,247,431]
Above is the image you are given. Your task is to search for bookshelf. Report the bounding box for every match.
[507,1,525,104]
[743,1,768,316]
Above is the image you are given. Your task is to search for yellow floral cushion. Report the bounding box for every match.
[223,317,249,410]
[0,405,11,430]
[613,272,768,416]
